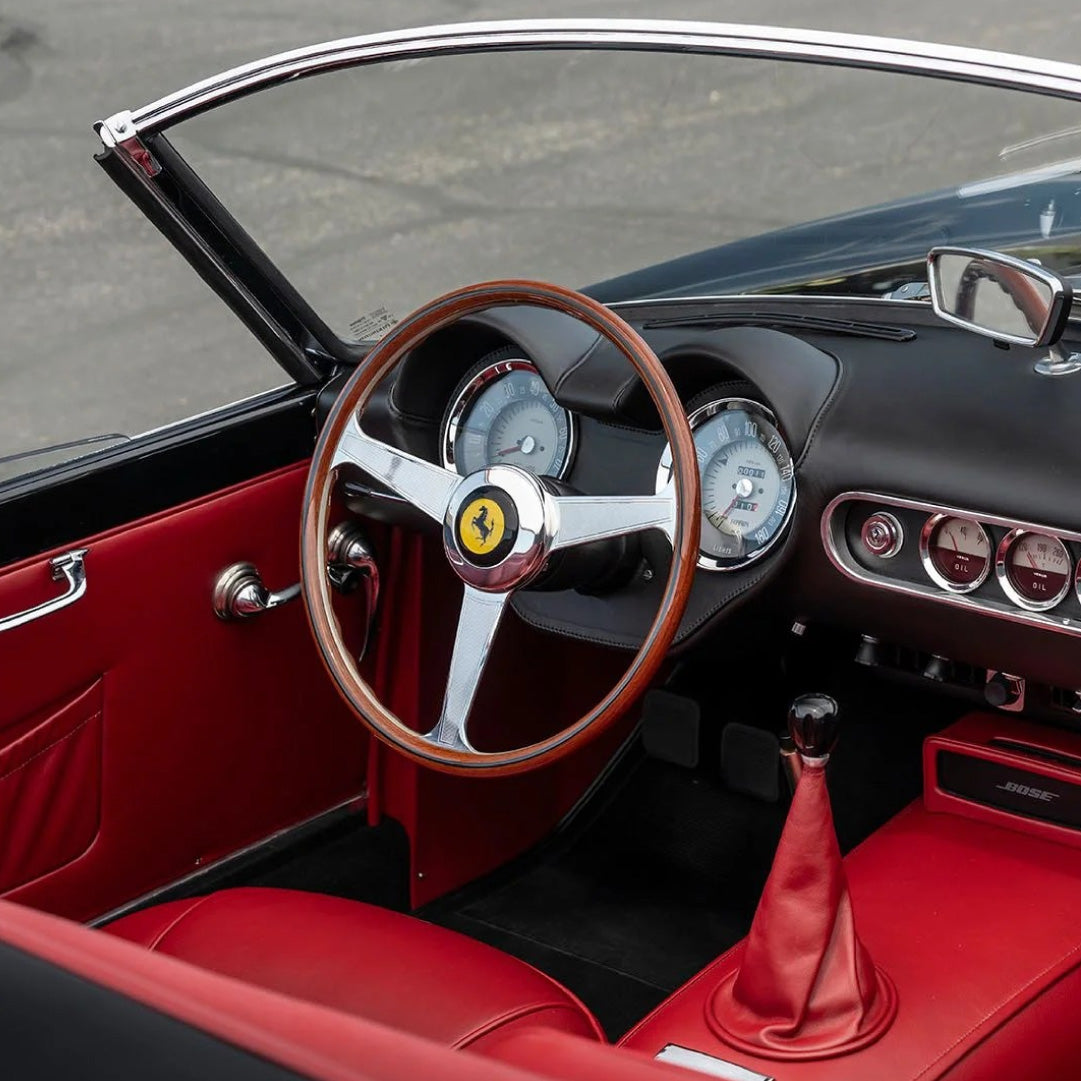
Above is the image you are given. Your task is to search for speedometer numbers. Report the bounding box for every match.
[657,398,795,572]
[442,357,575,479]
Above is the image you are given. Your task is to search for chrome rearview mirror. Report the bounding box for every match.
[927,246,1072,349]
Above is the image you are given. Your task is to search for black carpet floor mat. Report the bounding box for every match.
[424,665,962,1039]
[427,755,786,1038]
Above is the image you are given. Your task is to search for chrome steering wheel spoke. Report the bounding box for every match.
[550,484,677,551]
[332,412,460,525]
[425,585,510,752]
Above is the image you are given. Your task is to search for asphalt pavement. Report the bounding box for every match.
[2,1,1080,464]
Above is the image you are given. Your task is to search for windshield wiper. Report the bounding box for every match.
[639,310,917,342]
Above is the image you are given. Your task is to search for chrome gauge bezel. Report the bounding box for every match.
[655,396,796,573]
[918,514,991,594]
[440,358,577,479]
[995,528,1072,612]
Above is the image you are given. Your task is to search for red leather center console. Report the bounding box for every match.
[620,714,1081,1081]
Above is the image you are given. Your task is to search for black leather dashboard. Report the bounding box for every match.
[340,292,1081,686]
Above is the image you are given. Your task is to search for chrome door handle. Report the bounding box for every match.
[0,549,88,634]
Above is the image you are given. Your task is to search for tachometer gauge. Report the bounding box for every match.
[441,356,575,478]
[997,529,1071,611]
[657,398,795,571]
[920,515,991,593]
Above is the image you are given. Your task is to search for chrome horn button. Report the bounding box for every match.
[443,465,553,591]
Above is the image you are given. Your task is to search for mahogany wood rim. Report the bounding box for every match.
[300,280,700,776]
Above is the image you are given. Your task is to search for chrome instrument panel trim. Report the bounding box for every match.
[656,397,796,572]
[440,357,577,480]
[101,19,1081,139]
[822,491,1081,638]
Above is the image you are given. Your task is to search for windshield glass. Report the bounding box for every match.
[166,48,1081,340]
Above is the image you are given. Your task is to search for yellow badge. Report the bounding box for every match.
[459,497,505,555]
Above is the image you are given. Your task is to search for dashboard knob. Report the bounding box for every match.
[985,671,1024,710]
[860,512,904,558]
[787,693,840,764]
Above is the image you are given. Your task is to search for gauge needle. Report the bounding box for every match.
[1027,552,1039,569]
[707,496,740,530]
[496,445,522,456]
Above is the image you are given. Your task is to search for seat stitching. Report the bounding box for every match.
[142,893,221,951]
[911,940,1081,1081]
[453,1001,591,1049]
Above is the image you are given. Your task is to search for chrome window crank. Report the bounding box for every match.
[212,522,379,662]
[0,549,88,634]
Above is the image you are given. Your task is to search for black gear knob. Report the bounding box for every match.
[788,693,840,763]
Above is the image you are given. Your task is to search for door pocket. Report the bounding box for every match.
[0,679,103,892]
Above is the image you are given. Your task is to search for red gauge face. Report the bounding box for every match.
[928,516,990,587]
[1006,533,1070,603]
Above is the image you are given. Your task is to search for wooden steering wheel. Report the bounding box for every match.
[301,281,700,776]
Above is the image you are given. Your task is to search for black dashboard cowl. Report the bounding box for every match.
[509,323,840,650]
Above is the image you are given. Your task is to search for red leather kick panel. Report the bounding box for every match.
[0,680,103,892]
[621,802,1081,1080]
[0,464,367,921]
[363,530,641,908]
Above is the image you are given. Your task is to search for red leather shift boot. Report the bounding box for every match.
[708,763,896,1060]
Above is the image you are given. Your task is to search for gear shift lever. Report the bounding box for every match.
[788,692,840,764]
[708,694,896,1061]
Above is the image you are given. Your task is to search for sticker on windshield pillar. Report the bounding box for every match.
[349,306,399,341]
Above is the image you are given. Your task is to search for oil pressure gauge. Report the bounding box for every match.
[996,529,1071,611]
[919,514,991,593]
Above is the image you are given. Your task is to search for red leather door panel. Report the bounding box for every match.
[0,462,367,921]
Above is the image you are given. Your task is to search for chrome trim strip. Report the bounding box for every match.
[822,491,1081,638]
[655,1045,774,1081]
[610,293,932,311]
[102,19,1081,138]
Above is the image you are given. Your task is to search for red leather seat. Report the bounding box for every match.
[104,887,603,1053]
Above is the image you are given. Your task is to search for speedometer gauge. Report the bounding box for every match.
[657,398,795,571]
[996,529,1071,611]
[441,356,575,478]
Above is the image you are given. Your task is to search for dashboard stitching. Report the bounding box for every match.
[794,347,845,469]
[552,330,606,402]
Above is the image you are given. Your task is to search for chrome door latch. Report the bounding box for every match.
[0,549,89,634]
[212,522,379,660]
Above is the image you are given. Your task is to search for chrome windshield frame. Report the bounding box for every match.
[98,19,1081,142]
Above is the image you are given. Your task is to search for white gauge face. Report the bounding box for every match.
[928,516,990,588]
[443,360,573,478]
[1005,532,1070,606]
[658,398,795,570]
[701,437,785,542]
